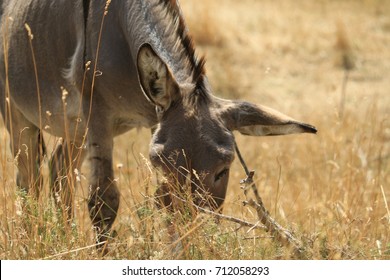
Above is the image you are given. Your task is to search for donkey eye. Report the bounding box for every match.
[215,168,229,182]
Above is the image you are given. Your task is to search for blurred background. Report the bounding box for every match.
[0,0,389,259]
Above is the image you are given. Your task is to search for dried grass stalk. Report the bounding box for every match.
[335,20,355,119]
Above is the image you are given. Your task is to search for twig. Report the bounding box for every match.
[243,198,302,250]
[165,193,267,231]
[196,202,267,230]
[235,141,304,254]
[44,241,106,259]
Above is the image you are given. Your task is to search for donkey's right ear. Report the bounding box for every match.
[219,100,317,136]
[137,43,180,111]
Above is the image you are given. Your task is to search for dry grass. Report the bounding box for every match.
[0,0,389,259]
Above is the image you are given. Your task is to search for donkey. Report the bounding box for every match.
[0,0,316,247]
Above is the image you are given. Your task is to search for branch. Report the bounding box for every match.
[236,143,304,255]
[166,193,267,231]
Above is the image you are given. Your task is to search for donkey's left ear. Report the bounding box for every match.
[220,100,317,136]
[137,43,180,111]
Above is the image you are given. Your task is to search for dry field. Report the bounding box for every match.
[0,0,389,259]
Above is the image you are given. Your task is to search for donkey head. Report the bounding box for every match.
[137,43,316,210]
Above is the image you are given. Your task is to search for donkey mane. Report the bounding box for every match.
[159,0,206,86]
[153,0,209,106]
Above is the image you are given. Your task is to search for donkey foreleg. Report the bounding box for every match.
[86,132,120,251]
